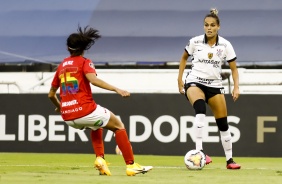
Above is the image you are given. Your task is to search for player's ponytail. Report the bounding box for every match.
[67,25,101,56]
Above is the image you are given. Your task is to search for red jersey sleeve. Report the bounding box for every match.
[51,70,60,88]
[83,59,96,75]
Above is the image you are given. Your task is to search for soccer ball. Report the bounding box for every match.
[184,149,206,170]
[115,145,122,155]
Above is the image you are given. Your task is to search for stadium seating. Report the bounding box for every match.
[0,0,282,66]
[1,0,282,94]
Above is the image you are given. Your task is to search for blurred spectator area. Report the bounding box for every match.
[0,0,282,71]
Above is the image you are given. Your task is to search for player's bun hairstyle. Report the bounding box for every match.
[205,8,220,25]
[67,25,101,56]
[210,8,218,16]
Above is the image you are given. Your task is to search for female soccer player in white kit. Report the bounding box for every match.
[177,8,241,169]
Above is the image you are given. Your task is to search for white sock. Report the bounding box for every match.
[220,129,232,161]
[195,114,205,151]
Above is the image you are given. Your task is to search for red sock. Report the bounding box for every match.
[90,129,104,158]
[115,129,134,165]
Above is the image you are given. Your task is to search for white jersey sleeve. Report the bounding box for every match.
[185,38,195,56]
[225,41,236,62]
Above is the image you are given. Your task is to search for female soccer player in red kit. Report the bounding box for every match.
[48,26,152,176]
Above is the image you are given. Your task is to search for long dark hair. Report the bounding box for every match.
[67,25,101,56]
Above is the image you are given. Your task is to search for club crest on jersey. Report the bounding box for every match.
[208,53,213,59]
[216,49,223,57]
[89,62,95,69]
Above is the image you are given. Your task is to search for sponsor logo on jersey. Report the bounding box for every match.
[199,59,220,68]
[196,77,214,85]
[199,59,219,65]
[62,100,78,107]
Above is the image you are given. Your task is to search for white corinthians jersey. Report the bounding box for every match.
[185,34,236,88]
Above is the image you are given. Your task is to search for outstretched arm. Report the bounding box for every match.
[86,73,130,97]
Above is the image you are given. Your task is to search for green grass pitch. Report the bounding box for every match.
[0,153,282,184]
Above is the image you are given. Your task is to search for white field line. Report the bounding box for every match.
[0,164,276,170]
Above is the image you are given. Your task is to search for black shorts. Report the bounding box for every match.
[184,82,224,103]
